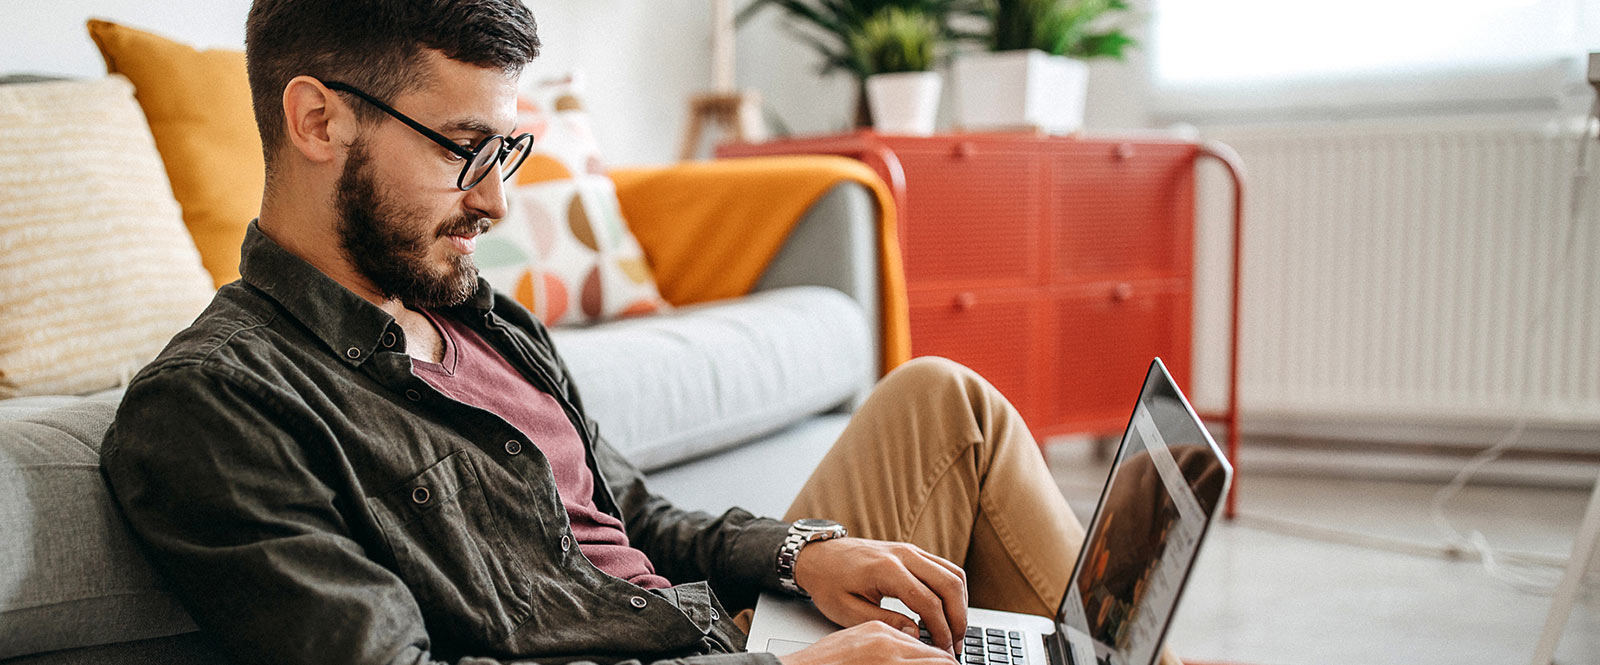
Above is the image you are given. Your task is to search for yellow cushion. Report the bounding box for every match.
[0,76,215,397]
[87,19,262,287]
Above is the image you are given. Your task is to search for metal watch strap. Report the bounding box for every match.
[776,520,845,597]
[776,531,810,596]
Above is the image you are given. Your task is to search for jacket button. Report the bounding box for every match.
[560,535,571,552]
[405,390,421,402]
[629,596,647,609]
[346,347,361,359]
[504,440,522,455]
[411,487,430,504]
[382,332,397,348]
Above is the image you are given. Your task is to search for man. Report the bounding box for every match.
[100,2,1101,665]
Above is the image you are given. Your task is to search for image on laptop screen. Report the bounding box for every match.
[1056,364,1229,665]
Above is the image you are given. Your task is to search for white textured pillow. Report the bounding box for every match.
[0,76,215,398]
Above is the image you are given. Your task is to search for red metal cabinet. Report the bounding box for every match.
[908,288,1045,424]
[892,144,1047,288]
[718,131,1198,439]
[1051,283,1192,435]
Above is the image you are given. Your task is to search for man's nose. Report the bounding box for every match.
[465,164,510,221]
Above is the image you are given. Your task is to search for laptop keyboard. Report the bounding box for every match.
[918,624,1027,665]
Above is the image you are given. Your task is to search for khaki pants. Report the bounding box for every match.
[781,357,1181,665]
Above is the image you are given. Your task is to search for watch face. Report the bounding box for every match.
[795,518,840,531]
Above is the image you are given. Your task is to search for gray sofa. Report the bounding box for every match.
[0,181,882,663]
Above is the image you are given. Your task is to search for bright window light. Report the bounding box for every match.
[1150,0,1595,117]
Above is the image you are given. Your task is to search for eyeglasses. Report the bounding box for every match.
[322,80,534,191]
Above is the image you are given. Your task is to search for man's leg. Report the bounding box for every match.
[784,356,1079,617]
[782,358,1183,665]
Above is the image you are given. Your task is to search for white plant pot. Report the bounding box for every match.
[866,71,943,135]
[952,49,1088,134]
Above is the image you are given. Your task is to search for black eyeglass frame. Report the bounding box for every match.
[322,80,533,191]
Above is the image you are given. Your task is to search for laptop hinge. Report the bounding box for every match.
[1047,631,1071,665]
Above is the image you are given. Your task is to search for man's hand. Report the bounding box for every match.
[792,537,968,654]
[778,622,957,665]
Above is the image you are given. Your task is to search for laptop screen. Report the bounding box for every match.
[1055,359,1231,665]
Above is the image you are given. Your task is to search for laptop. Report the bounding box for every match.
[747,358,1233,665]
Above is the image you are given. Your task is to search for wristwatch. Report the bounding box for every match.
[776,518,847,597]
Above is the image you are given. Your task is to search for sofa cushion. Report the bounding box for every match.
[0,75,216,398]
[0,632,222,665]
[550,286,871,471]
[0,395,196,660]
[0,387,123,422]
[646,414,849,519]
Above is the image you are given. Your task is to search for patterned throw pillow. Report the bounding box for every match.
[475,74,668,326]
[0,76,215,397]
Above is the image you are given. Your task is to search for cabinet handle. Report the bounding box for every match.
[953,292,978,311]
[952,141,978,158]
[1115,143,1136,161]
[1112,283,1133,302]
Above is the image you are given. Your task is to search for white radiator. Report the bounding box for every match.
[1188,121,1600,433]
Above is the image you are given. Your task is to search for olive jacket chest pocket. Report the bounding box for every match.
[366,450,534,643]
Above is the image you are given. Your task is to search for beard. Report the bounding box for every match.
[334,140,490,308]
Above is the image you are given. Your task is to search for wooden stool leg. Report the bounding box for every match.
[680,93,766,160]
[680,101,709,161]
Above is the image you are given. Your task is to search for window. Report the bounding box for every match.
[1149,0,1600,121]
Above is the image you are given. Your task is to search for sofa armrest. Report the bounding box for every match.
[752,181,880,375]
[611,157,885,374]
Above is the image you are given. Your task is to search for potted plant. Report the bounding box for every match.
[854,7,944,134]
[953,0,1136,134]
[737,0,973,128]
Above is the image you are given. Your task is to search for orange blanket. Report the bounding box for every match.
[610,156,909,375]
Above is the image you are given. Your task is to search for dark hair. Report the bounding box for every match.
[245,0,540,176]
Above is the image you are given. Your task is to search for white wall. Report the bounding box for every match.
[4,2,250,76]
[523,1,711,166]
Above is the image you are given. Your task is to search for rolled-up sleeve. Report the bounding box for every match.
[591,428,793,610]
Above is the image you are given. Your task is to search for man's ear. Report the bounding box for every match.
[281,76,355,164]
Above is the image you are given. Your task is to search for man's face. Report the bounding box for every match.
[334,53,519,308]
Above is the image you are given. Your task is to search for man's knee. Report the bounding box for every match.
[870,357,1001,438]
[880,356,980,395]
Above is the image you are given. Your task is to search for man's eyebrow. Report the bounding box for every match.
[440,117,514,138]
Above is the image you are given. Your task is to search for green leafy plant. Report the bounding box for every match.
[849,7,940,74]
[985,0,1135,59]
[738,0,973,80]
[737,0,975,125]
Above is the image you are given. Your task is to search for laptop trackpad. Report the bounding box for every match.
[762,638,815,655]
[746,593,847,653]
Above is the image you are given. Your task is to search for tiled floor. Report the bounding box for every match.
[1045,442,1600,665]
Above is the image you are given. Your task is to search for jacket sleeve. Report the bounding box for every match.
[591,428,792,611]
[101,360,782,665]
[513,313,793,611]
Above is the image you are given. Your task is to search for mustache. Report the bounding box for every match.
[436,217,492,239]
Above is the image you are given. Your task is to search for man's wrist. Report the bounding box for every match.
[776,519,846,596]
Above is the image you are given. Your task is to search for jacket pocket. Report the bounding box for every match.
[367,449,532,643]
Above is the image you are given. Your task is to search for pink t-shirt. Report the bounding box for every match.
[410,310,669,590]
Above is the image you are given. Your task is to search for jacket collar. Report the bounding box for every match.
[237,220,497,366]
